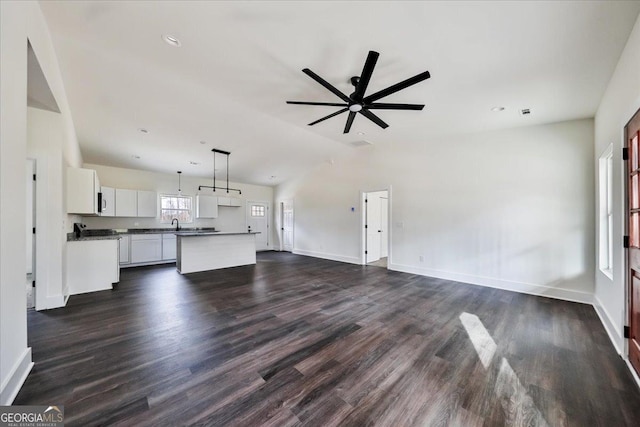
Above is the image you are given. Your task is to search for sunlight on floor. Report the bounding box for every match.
[460,312,549,426]
[459,312,496,369]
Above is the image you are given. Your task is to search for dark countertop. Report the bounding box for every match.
[67,227,218,242]
[67,235,122,242]
[175,231,258,237]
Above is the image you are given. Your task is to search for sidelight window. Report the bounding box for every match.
[599,145,613,278]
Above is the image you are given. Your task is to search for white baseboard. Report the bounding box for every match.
[593,295,624,354]
[388,263,594,304]
[0,347,33,405]
[293,249,361,265]
[625,359,640,389]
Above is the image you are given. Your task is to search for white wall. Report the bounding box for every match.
[1,1,83,404]
[594,15,640,353]
[0,0,30,407]
[81,164,275,243]
[276,119,595,302]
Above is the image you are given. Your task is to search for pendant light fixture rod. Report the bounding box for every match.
[177,171,182,195]
[198,148,242,194]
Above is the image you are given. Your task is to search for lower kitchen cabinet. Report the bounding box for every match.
[162,234,177,260]
[119,235,130,264]
[67,239,119,295]
[130,234,162,264]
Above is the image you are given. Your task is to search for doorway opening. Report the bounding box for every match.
[279,200,294,252]
[246,201,271,251]
[362,190,389,268]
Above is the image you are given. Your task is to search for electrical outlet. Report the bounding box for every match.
[419,255,424,262]
[134,222,139,227]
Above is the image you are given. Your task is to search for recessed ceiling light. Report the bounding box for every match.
[162,34,181,47]
[132,155,141,159]
[138,128,149,134]
[491,107,505,112]
[520,108,531,116]
[189,161,200,165]
[199,141,207,145]
[357,131,365,136]
[269,175,277,180]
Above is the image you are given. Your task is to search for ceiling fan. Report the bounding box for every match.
[287,50,430,134]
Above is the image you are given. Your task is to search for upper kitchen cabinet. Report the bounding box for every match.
[115,189,137,217]
[67,167,101,215]
[137,190,157,217]
[217,196,242,207]
[113,188,158,217]
[100,186,115,217]
[196,194,218,218]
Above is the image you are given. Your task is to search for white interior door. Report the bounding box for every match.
[26,160,34,275]
[26,159,35,309]
[380,196,388,258]
[282,200,293,252]
[247,201,270,251]
[366,194,381,263]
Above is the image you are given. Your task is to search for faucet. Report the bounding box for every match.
[171,218,180,231]
[73,222,86,238]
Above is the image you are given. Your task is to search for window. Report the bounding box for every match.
[160,195,193,223]
[251,205,265,217]
[599,145,613,278]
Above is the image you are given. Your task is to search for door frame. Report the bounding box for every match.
[360,186,392,267]
[245,200,271,251]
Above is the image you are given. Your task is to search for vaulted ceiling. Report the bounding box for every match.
[40,1,640,185]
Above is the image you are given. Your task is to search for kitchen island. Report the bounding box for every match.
[175,231,258,274]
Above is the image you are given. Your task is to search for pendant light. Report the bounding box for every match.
[176,171,182,196]
[197,149,242,195]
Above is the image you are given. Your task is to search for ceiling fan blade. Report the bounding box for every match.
[353,51,379,102]
[367,103,425,110]
[363,71,431,103]
[302,68,351,103]
[287,101,348,107]
[308,108,349,126]
[344,111,356,134]
[359,109,389,129]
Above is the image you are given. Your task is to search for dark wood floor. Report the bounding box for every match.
[15,252,640,426]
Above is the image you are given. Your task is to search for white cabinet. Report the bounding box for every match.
[162,234,177,260]
[112,189,157,217]
[119,235,130,264]
[101,186,115,217]
[217,196,242,207]
[130,234,162,263]
[67,167,101,215]
[67,239,119,295]
[115,189,137,217]
[137,190,157,217]
[196,194,219,218]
